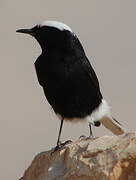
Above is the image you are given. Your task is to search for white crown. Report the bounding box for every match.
[38,21,72,32]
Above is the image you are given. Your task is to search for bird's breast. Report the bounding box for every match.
[35,55,102,118]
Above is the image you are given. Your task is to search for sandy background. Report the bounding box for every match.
[0,0,136,179]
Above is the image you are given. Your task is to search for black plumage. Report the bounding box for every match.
[34,28,102,119]
[16,21,125,150]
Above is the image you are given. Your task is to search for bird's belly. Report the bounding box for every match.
[43,83,101,119]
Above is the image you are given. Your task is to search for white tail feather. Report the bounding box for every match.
[87,99,126,135]
[100,116,125,135]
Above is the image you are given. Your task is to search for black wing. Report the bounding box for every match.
[80,56,102,99]
[73,35,102,97]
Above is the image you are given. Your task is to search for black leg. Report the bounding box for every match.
[51,119,72,154]
[56,118,64,146]
[51,119,64,154]
[89,122,94,138]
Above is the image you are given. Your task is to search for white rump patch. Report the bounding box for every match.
[57,99,111,124]
[38,21,72,32]
[86,99,111,124]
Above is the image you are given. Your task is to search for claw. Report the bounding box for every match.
[61,140,72,146]
[89,134,94,139]
[79,135,86,140]
[51,143,62,155]
[51,140,72,155]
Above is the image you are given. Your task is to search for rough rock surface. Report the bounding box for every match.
[19,133,136,180]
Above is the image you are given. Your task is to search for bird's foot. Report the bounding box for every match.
[79,135,87,140]
[52,142,62,153]
[62,140,72,146]
[51,140,72,155]
[88,134,94,139]
[79,134,94,140]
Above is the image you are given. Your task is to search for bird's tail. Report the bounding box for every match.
[100,116,125,135]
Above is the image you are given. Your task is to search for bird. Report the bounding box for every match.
[16,20,125,150]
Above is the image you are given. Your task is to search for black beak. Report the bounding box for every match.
[16,28,35,36]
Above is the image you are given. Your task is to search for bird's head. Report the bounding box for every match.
[16,21,83,53]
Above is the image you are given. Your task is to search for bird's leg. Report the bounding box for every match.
[51,119,72,154]
[88,121,101,139]
[56,118,64,147]
[51,119,64,154]
[89,122,94,138]
[79,122,94,140]
[79,121,101,140]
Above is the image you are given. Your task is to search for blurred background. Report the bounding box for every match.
[0,0,136,179]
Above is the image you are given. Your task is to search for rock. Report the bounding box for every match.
[19,133,136,180]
